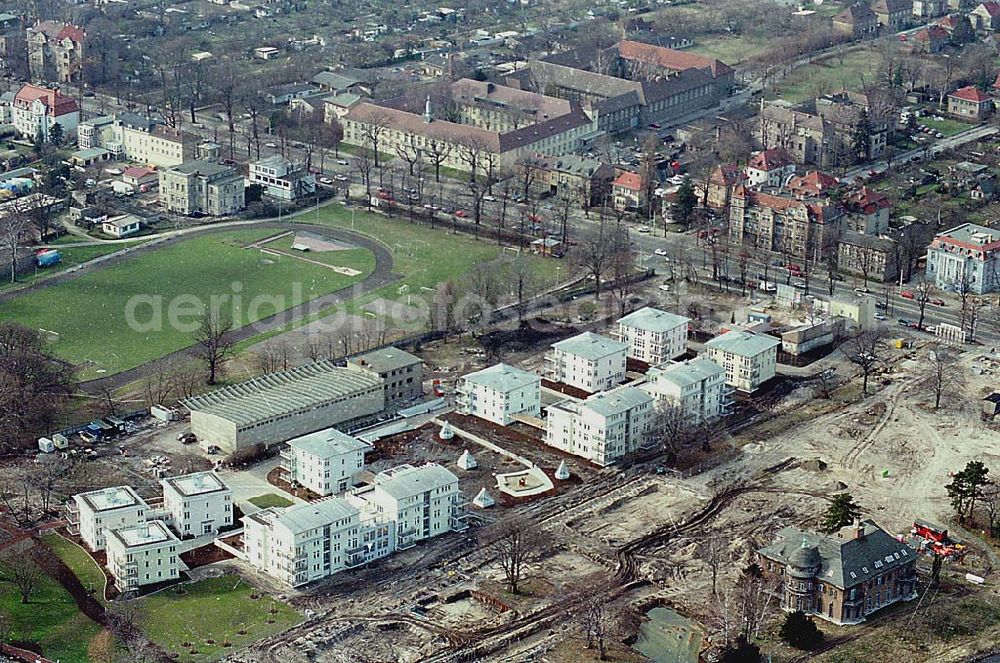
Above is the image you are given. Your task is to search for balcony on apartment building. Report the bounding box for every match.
[64,501,79,534]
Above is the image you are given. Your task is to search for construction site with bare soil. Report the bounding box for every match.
[204,317,1000,663]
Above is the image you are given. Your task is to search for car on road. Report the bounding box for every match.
[482,195,496,202]
[658,284,671,292]
[654,248,668,256]
[854,287,871,294]
[336,160,349,166]
[897,318,910,326]
[265,142,277,148]
[335,174,348,181]
[319,176,333,185]
[931,298,946,306]
[901,290,915,299]
[792,279,806,289]
[875,301,887,310]
[875,314,887,321]
[638,226,651,233]
[454,209,468,218]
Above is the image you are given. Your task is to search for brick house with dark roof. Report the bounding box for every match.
[758,520,918,625]
[948,85,993,120]
[912,24,951,52]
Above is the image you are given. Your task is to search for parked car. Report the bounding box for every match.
[658,284,671,292]
[454,209,468,218]
[482,195,496,202]
[901,290,915,299]
[336,159,349,166]
[897,318,910,326]
[638,226,651,233]
[654,248,668,256]
[931,298,946,306]
[875,314,887,321]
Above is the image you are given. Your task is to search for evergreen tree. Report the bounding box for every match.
[718,637,762,663]
[820,493,862,534]
[852,109,872,164]
[674,175,697,225]
[780,611,824,649]
[48,122,63,146]
[946,460,991,523]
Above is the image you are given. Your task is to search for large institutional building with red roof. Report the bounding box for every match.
[27,21,85,83]
[10,83,79,142]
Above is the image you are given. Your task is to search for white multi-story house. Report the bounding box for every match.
[248,156,317,201]
[616,307,690,365]
[457,363,541,425]
[545,386,653,466]
[160,471,233,537]
[105,520,181,592]
[926,223,1000,295]
[641,357,729,424]
[11,84,79,142]
[347,463,463,549]
[545,332,627,393]
[744,148,795,188]
[70,486,149,551]
[280,428,370,496]
[704,330,780,393]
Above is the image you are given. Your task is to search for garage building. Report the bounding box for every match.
[183,360,384,454]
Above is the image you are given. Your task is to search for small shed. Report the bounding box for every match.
[38,437,54,453]
[983,392,1000,418]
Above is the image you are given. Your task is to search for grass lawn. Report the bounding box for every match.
[0,557,103,663]
[919,116,972,137]
[141,575,302,663]
[41,533,108,604]
[248,493,294,508]
[688,35,770,64]
[0,229,375,378]
[0,241,144,292]
[769,47,879,104]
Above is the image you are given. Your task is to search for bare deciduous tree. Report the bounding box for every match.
[925,345,962,410]
[842,328,888,395]
[192,311,234,385]
[575,219,627,300]
[0,542,42,604]
[482,515,541,594]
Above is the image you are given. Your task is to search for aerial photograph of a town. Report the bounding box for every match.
[3,0,1000,660]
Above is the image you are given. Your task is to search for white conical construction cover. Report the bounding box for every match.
[555,460,570,480]
[472,487,495,508]
[439,422,455,440]
[457,449,477,470]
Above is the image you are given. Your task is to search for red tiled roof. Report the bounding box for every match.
[936,14,959,29]
[710,163,743,185]
[916,25,950,41]
[978,1,1000,17]
[57,24,85,42]
[788,171,839,195]
[950,85,992,103]
[844,186,890,214]
[123,166,155,179]
[613,171,643,191]
[13,84,79,117]
[615,40,733,78]
[747,148,794,171]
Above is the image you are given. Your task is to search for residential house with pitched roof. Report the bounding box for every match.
[706,163,746,211]
[11,83,78,141]
[616,306,691,364]
[705,330,780,393]
[729,185,846,263]
[745,148,796,188]
[872,0,913,30]
[521,153,614,207]
[612,171,645,210]
[972,1,1000,31]
[833,3,880,38]
[948,85,993,120]
[787,171,840,197]
[545,332,628,393]
[911,24,951,52]
[843,186,891,234]
[27,21,84,83]
[837,232,901,282]
[458,363,541,425]
[758,520,918,624]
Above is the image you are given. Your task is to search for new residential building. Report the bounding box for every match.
[280,428,370,496]
[457,363,541,425]
[926,222,1000,294]
[158,160,245,216]
[183,360,385,453]
[346,346,424,409]
[106,521,181,592]
[11,83,78,142]
[758,520,918,625]
[545,332,627,393]
[616,307,690,365]
[70,485,149,551]
[347,464,463,549]
[160,471,233,537]
[545,387,653,466]
[27,21,84,83]
[704,330,780,393]
[248,156,317,201]
[641,357,729,424]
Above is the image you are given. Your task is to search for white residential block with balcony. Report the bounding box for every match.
[544,386,653,466]
[280,428,370,496]
[347,463,463,549]
[704,330,780,393]
[106,520,181,592]
[641,357,730,424]
[71,486,149,552]
[243,497,393,588]
[160,471,233,537]
[457,363,541,425]
[616,307,690,364]
[545,332,627,393]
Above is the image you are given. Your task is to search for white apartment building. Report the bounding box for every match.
[545,332,627,393]
[704,330,780,393]
[347,463,463,549]
[243,497,394,588]
[280,428,370,496]
[616,307,691,364]
[160,471,233,537]
[545,386,653,466]
[641,357,729,424]
[105,520,181,592]
[457,363,541,425]
[248,156,317,201]
[70,485,149,551]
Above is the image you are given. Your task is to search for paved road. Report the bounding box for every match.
[23,219,398,394]
[843,124,1000,181]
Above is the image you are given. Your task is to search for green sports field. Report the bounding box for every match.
[0,229,375,378]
